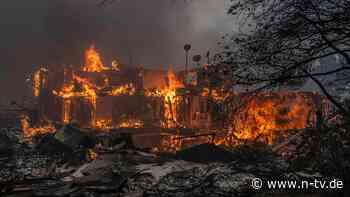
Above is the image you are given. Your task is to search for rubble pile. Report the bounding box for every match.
[0,125,346,197]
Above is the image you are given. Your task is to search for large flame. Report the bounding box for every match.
[144,66,184,128]
[83,45,109,72]
[216,92,315,146]
[162,66,184,127]
[157,92,316,152]
[32,44,318,151]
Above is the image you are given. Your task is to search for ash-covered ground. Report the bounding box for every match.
[1,123,348,197]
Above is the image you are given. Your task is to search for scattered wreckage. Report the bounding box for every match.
[0,123,340,197]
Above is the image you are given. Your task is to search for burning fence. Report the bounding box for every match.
[29,45,329,151]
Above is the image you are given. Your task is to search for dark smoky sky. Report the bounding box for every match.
[0,0,234,104]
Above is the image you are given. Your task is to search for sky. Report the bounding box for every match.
[0,0,235,104]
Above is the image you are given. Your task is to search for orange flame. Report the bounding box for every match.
[21,115,56,138]
[215,92,314,146]
[95,119,113,130]
[95,118,144,130]
[108,83,136,96]
[83,45,108,72]
[118,118,144,128]
[33,67,47,97]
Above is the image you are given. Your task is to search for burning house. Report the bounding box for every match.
[32,45,216,131]
[2,45,342,197]
[29,45,329,149]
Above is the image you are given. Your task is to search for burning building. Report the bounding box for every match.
[34,45,159,129]
[30,45,329,149]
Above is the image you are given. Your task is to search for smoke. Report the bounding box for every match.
[0,0,234,103]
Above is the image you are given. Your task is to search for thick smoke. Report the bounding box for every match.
[0,0,233,104]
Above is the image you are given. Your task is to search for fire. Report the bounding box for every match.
[53,72,98,125]
[167,66,184,89]
[155,66,184,127]
[143,66,184,128]
[20,115,56,138]
[200,87,229,102]
[83,45,109,72]
[163,67,184,127]
[95,118,144,130]
[95,119,113,130]
[118,119,144,128]
[33,67,47,97]
[53,69,136,127]
[108,83,136,96]
[53,73,98,99]
[53,83,75,98]
[63,99,71,123]
[111,59,120,71]
[216,92,315,146]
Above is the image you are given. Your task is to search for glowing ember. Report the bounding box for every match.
[95,118,144,130]
[63,99,71,123]
[83,45,109,72]
[108,83,136,96]
[201,88,228,102]
[118,119,144,128]
[111,59,121,71]
[33,67,47,97]
[95,119,113,130]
